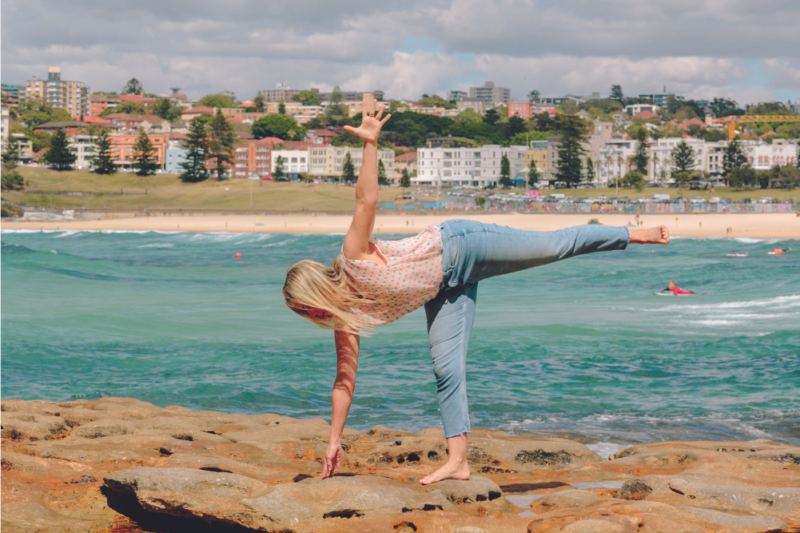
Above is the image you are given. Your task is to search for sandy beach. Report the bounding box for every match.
[6,212,800,239]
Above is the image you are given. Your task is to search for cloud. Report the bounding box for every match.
[2,0,798,104]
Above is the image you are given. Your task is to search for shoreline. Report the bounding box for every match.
[6,212,800,239]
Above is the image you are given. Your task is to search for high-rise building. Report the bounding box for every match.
[24,67,90,117]
[414,145,527,187]
[468,82,510,106]
[638,93,684,107]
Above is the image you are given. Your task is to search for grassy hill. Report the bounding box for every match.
[3,167,798,212]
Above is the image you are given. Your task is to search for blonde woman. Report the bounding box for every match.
[283,96,670,485]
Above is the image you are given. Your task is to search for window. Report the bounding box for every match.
[444,152,452,159]
[444,161,451,167]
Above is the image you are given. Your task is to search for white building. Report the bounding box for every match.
[414,145,527,187]
[308,145,395,178]
[624,103,660,115]
[271,149,308,175]
[67,135,97,170]
[744,139,799,170]
[1,107,9,152]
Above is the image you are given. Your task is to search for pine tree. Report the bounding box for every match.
[722,139,747,177]
[632,129,649,174]
[208,110,236,179]
[273,155,285,179]
[89,130,117,175]
[43,128,77,171]
[2,134,20,170]
[342,152,356,182]
[180,118,209,183]
[527,164,539,187]
[399,167,411,188]
[132,130,159,176]
[610,85,624,103]
[498,153,512,188]
[584,157,595,183]
[671,141,696,178]
[377,159,390,186]
[553,115,588,187]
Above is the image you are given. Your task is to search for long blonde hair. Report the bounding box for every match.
[283,257,376,335]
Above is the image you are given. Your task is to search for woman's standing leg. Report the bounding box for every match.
[420,283,478,485]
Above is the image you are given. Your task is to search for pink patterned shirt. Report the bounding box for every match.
[340,224,443,328]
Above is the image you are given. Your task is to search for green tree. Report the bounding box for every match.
[553,115,588,187]
[251,114,305,140]
[632,129,649,174]
[527,164,539,187]
[558,100,578,114]
[399,167,411,188]
[197,93,236,109]
[722,139,748,177]
[253,93,266,112]
[89,130,116,175]
[498,153,512,188]
[528,89,541,103]
[727,165,757,190]
[273,155,285,179]
[132,130,159,176]
[377,159,390,186]
[483,108,500,126]
[152,98,183,122]
[2,134,20,170]
[42,128,77,171]
[342,151,356,182]
[122,78,143,94]
[325,86,348,120]
[610,85,624,103]
[100,101,146,116]
[584,157,595,183]
[671,140,695,178]
[291,90,322,106]
[709,97,743,118]
[623,170,646,191]
[418,94,454,109]
[1,170,24,191]
[208,110,236,179]
[778,164,800,189]
[505,116,527,138]
[179,118,209,182]
[278,102,286,115]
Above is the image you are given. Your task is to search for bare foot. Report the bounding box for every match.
[629,225,669,245]
[419,459,470,485]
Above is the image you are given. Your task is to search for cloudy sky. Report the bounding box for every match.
[3,0,799,105]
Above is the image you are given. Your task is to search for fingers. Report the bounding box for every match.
[379,113,392,126]
[343,125,356,134]
[321,459,330,479]
[375,104,385,121]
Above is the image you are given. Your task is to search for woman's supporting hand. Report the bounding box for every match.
[321,441,342,479]
[343,103,391,145]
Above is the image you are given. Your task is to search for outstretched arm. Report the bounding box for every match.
[322,330,360,479]
[341,94,391,261]
[629,225,670,245]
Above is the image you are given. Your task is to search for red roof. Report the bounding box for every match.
[81,116,111,124]
[169,132,188,141]
[119,94,154,104]
[184,106,215,114]
[102,113,166,123]
[310,128,338,138]
[760,131,776,138]
[633,110,661,120]
[255,136,285,144]
[281,141,316,150]
[395,152,417,162]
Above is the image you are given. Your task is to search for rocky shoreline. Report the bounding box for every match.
[2,397,798,533]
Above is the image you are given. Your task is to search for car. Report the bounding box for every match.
[709,197,721,204]
[274,176,289,182]
[720,198,733,203]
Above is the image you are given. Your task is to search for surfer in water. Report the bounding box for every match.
[663,280,693,295]
[282,95,671,485]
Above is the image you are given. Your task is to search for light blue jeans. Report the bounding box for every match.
[424,220,630,438]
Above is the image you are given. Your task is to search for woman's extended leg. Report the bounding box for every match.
[420,283,478,485]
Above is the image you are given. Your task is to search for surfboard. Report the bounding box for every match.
[726,253,748,257]
[654,291,693,296]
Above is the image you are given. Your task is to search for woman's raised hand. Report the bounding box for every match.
[343,103,391,144]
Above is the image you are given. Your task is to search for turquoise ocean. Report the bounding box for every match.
[2,228,799,453]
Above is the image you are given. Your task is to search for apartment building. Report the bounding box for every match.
[103,114,170,134]
[1,107,8,151]
[90,94,120,116]
[624,103,660,116]
[744,139,799,170]
[24,67,90,117]
[455,98,486,114]
[33,121,87,136]
[9,133,34,162]
[109,133,168,169]
[525,141,548,176]
[231,139,273,178]
[165,146,189,174]
[414,145,527,187]
[546,120,614,182]
[638,93,683,107]
[305,129,338,145]
[264,102,324,124]
[394,151,417,181]
[271,150,308,175]
[220,108,267,122]
[308,145,395,178]
[66,135,98,170]
[261,85,309,102]
[469,82,510,106]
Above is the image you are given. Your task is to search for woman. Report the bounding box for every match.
[283,97,670,485]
